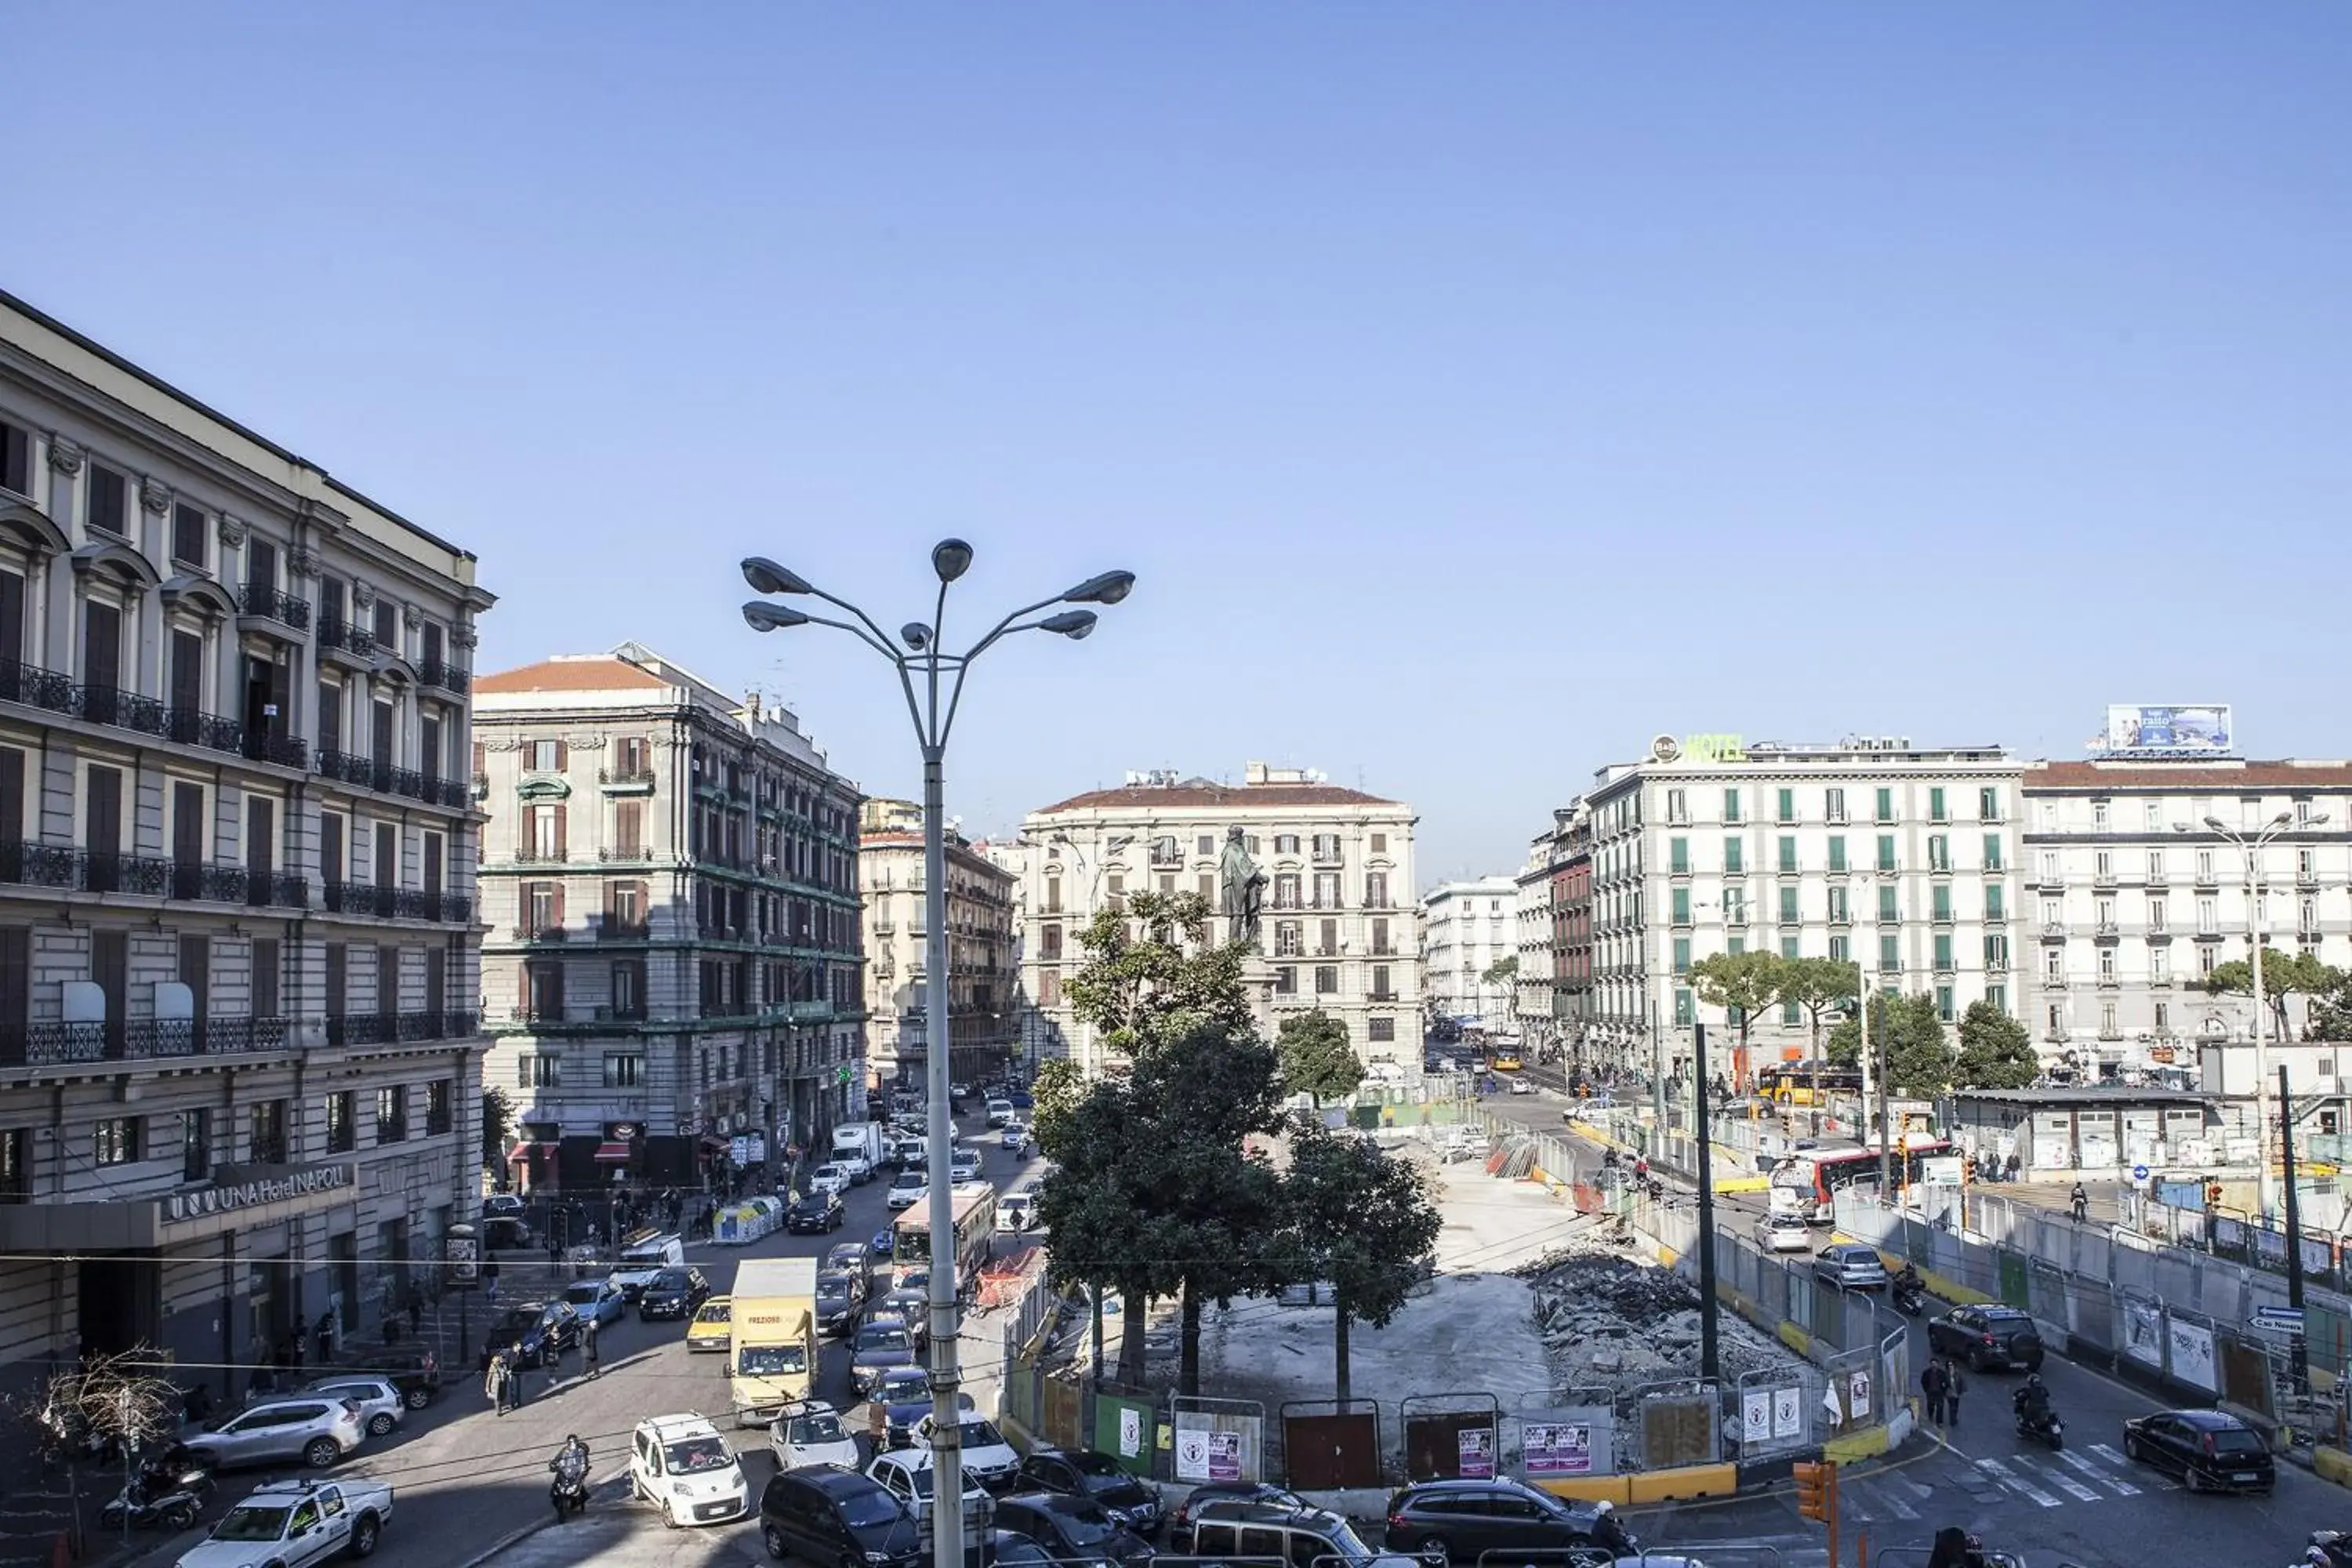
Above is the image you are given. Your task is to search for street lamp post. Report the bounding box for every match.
[2175,811,2326,1221]
[742,545,1134,1568]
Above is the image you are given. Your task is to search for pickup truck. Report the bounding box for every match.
[176,1476,394,1568]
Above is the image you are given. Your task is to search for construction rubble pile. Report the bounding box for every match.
[1526,1249,1788,1394]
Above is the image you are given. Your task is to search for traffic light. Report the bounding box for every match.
[1793,1460,1838,1523]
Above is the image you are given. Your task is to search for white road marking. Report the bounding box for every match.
[2058,1446,2141,1496]
[2023,1454,2103,1502]
[1975,1455,2064,1508]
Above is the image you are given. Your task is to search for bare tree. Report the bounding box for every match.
[13,1347,189,1548]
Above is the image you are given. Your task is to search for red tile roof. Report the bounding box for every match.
[474,656,670,695]
[1035,782,1400,814]
[2027,760,2352,789]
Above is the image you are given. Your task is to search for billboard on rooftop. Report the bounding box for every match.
[2103,704,2234,756]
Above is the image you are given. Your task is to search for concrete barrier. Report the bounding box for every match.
[2314,1444,2352,1490]
[1624,1462,1739,1503]
[1530,1474,1633,1506]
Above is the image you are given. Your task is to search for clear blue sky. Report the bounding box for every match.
[10,5,2348,883]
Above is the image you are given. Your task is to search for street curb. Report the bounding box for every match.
[453,1478,632,1568]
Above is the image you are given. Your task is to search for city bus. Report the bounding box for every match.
[892,1186,998,1292]
[1756,1063,1862,1107]
[1768,1140,1951,1224]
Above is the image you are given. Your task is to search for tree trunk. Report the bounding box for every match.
[1334,1298,1352,1406]
[1179,1280,1202,1397]
[1116,1286,1147,1385]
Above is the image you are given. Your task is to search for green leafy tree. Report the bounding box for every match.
[1824,993,1954,1098]
[1275,1116,1443,1405]
[1953,1001,2039,1089]
[1689,950,1789,1080]
[1029,1058,1085,1145]
[1781,957,1860,1059]
[479,1087,514,1172]
[1062,891,1254,1058]
[2305,971,2352,1042]
[1276,1011,1363,1105]
[2201,947,2343,1042]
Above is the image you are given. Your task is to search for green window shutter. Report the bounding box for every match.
[1777,788,1795,823]
[1726,839,1744,873]
[1929,787,1947,822]
[1932,887,1951,920]
[1829,935,1849,962]
[1987,984,2007,1014]
[1782,997,1802,1025]
[1878,834,1896,872]
[1936,985,1955,1022]
[1875,787,1893,822]
[1672,888,1691,924]
[1671,837,1690,873]
[1879,933,1900,972]
[1878,885,1899,921]
[1675,989,1694,1027]
[1728,935,1746,956]
[1779,886,1799,923]
[1934,934,1954,969]
[1828,837,1847,873]
[1724,788,1741,822]
[1673,937,1691,974]
[1778,837,1798,873]
[1980,787,2001,821]
[1983,833,2003,870]
[1780,935,1799,960]
[1986,884,2005,917]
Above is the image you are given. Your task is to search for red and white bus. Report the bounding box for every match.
[892,1186,997,1291]
[1768,1141,1951,1224]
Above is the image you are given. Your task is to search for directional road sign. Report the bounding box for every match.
[2251,1305,2305,1332]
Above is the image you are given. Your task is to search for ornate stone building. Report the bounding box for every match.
[858,808,1018,1087]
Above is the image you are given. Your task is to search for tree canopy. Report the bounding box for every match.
[1062,891,1256,1058]
[2201,947,2343,1041]
[1780,956,1861,1055]
[1274,1117,1442,1406]
[1482,955,1519,985]
[1825,993,1954,1097]
[1953,1001,2038,1089]
[480,1087,513,1170]
[1276,1011,1363,1105]
[1690,950,1788,1065]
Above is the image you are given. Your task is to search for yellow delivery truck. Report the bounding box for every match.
[728,1258,818,1426]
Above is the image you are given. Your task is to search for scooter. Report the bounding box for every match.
[99,1467,213,1532]
[550,1457,591,1521]
[2014,1404,2065,1451]
[1893,1281,1927,1317]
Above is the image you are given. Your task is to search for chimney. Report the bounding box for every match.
[1244,760,1269,786]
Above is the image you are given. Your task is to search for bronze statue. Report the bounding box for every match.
[1218,826,1267,942]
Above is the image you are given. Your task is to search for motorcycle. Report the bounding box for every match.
[2014,1403,2065,1451]
[2299,1530,2352,1568]
[100,1466,213,1532]
[550,1453,591,1521]
[1893,1281,1927,1317]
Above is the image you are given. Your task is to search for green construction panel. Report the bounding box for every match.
[1352,1103,1382,1131]
[1998,1250,2031,1309]
[1092,1393,1157,1475]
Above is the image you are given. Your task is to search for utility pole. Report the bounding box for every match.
[1693,1022,1721,1381]
[2281,1062,2310,1393]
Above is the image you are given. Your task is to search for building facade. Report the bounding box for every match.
[860,818,1018,1087]
[1553,800,1595,1058]
[1420,877,1520,1026]
[2020,760,2352,1077]
[1585,735,2024,1091]
[474,648,864,1191]
[1018,763,1419,1078]
[1514,837,1555,1054]
[0,290,491,1391]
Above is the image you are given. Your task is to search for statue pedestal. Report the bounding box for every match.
[1240,953,1278,1040]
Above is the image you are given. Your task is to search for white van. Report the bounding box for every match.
[984,1098,1014,1127]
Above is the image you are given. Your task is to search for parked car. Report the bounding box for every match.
[1014,1448,1161,1532]
[993,1491,1155,1566]
[630,1412,752,1527]
[815,1271,869,1337]
[770,1399,862,1471]
[481,1193,526,1221]
[758,1461,923,1568]
[1381,1478,1635,1563]
[887,1171,927,1210]
[2122,1408,2275,1494]
[174,1476,394,1568]
[826,1242,871,1276]
[298,1376,405,1439]
[1188,1499,1412,1568]
[328,1345,441,1410]
[1167,1483,1305,1552]
[1927,1304,2045,1372]
[687,1296,734,1354]
[638,1266,713,1322]
[184,1398,367,1472]
[479,1300,582,1370]
[867,1448,992,1527]
[562,1278,630,1327]
[1811,1243,1889,1291]
[913,1413,1022,1491]
[789,1191,848,1234]
[985,1529,1061,1568]
[1756,1214,1812,1254]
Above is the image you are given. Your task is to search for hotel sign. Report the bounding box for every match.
[162,1163,354,1224]
[1680,734,1747,764]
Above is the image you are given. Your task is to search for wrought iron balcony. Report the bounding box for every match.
[245,870,309,909]
[514,847,569,866]
[0,658,77,714]
[0,841,83,890]
[318,616,376,658]
[85,850,173,897]
[599,767,657,790]
[239,581,313,630]
[202,1015,287,1054]
[599,920,651,941]
[124,1018,199,1058]
[387,767,426,801]
[78,684,169,736]
[423,775,470,808]
[166,706,245,753]
[325,1012,400,1047]
[416,657,471,695]
[243,729,309,769]
[511,924,568,943]
[0,1014,289,1067]
[173,861,255,902]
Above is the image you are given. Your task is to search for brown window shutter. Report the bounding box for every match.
[472,741,487,774]
[518,962,532,1007]
[553,804,568,858]
[554,740,568,771]
[636,880,650,916]
[552,883,566,927]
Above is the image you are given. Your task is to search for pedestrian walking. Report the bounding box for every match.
[507,1351,531,1411]
[1944,1359,1966,1429]
[2005,1151,2020,1183]
[1920,1359,1948,1428]
[484,1350,509,1417]
[405,1283,424,1336]
[2070,1181,2089,1224]
[582,1316,600,1379]
[314,1310,335,1365]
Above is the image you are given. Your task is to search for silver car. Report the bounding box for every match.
[303,1376,405,1438]
[187,1397,367,1471]
[1812,1242,1889,1291]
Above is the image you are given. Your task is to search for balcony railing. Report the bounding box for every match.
[202,1016,288,1054]
[512,924,568,943]
[322,883,471,923]
[165,706,246,753]
[514,847,569,865]
[318,616,376,658]
[600,845,652,862]
[0,657,78,713]
[600,767,657,789]
[599,920,651,941]
[244,729,308,768]
[0,1014,289,1067]
[324,1009,478,1047]
[416,657,471,695]
[85,850,173,897]
[239,582,313,630]
[244,870,309,909]
[78,685,168,735]
[173,860,255,902]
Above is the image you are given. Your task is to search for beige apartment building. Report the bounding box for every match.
[1018,763,1420,1078]
[474,646,865,1189]
[858,804,1018,1087]
[0,289,492,1396]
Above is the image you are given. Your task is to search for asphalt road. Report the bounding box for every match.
[115,1109,1039,1568]
[1484,1087,2333,1568]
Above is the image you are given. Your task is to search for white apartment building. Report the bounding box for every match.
[0,289,491,1392]
[2021,760,2352,1076]
[1422,877,1520,1027]
[859,812,1017,1086]
[1018,763,1418,1078]
[1515,835,1556,1052]
[1585,735,2025,1091]
[474,647,865,1189]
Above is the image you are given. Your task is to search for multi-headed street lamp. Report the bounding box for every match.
[741,542,1134,1568]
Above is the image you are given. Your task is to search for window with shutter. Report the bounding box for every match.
[0,419,27,495]
[552,804,568,858]
[172,504,206,567]
[0,746,20,843]
[473,741,488,775]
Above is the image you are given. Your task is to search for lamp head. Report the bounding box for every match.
[931,539,974,583]
[1040,609,1098,640]
[2272,811,2296,827]
[2203,816,2227,833]
[901,622,932,651]
[2172,822,2194,834]
[2314,813,2333,828]
[741,557,813,596]
[741,601,811,633]
[1062,569,1137,606]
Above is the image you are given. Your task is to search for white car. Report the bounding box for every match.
[949,1150,982,1183]
[1000,1121,1033,1152]
[630,1414,750,1528]
[866,1446,992,1524]
[176,1477,394,1568]
[1757,1213,1813,1254]
[985,1098,1015,1127]
[915,1411,1022,1490]
[887,1171,927,1210]
[809,1163,852,1197]
[1506,1076,1535,1096]
[770,1399,862,1471]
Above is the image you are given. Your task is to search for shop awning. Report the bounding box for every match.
[506,1142,557,1163]
[592,1141,634,1163]
[699,1135,732,1154]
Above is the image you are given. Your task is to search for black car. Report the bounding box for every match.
[760,1465,924,1568]
[1167,1482,1305,1552]
[1928,1305,2045,1372]
[330,1344,442,1410]
[1014,1449,1162,1534]
[2123,1408,2276,1494]
[826,1242,871,1276]
[479,1300,581,1370]
[788,1191,847,1234]
[985,1529,1060,1568]
[815,1271,868,1337]
[638,1266,713,1322]
[993,1492,1156,1567]
[1382,1478,1634,1563]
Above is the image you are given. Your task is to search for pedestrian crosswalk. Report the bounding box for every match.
[1834,1441,2151,1524]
